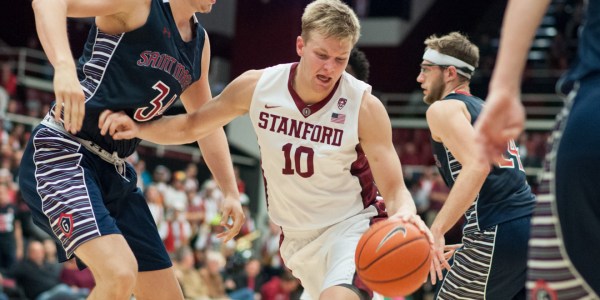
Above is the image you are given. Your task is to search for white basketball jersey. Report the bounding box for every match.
[249,63,379,231]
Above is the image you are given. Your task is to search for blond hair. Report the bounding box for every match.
[301,0,361,45]
[424,32,480,71]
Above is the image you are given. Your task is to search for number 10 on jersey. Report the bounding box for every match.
[282,143,315,178]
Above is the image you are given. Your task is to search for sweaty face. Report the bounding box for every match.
[297,32,353,94]
[416,61,446,105]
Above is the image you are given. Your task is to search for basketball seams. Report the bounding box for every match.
[357,236,426,271]
[361,248,430,283]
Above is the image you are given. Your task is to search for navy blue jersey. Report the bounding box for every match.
[51,0,205,157]
[559,0,600,94]
[431,92,535,229]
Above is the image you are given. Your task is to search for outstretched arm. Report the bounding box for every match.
[475,0,551,162]
[99,69,260,144]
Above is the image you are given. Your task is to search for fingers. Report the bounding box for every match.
[429,259,437,285]
[98,110,113,135]
[218,203,245,243]
[98,110,138,139]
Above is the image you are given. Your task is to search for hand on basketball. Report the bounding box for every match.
[53,63,85,134]
[217,196,246,243]
[98,110,140,140]
[389,211,434,245]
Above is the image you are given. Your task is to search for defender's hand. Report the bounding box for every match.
[99,109,139,140]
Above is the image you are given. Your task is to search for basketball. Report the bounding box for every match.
[355,219,431,297]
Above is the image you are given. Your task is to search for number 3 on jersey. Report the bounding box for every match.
[497,140,525,172]
[282,143,314,178]
[134,81,178,121]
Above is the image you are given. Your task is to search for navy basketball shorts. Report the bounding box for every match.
[527,77,600,299]
[436,216,531,300]
[18,125,171,271]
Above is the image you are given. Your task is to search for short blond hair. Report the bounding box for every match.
[301,0,361,45]
[424,32,480,69]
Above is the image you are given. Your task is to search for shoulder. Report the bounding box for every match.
[235,69,264,87]
[426,99,466,119]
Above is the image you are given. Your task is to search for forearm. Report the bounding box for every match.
[197,128,240,200]
[137,114,207,145]
[430,167,487,235]
[32,0,75,68]
[491,0,551,90]
[384,187,417,216]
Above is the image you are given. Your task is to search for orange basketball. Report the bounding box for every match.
[355,219,431,297]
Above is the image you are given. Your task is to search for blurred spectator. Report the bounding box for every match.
[200,178,223,225]
[153,164,172,195]
[0,88,7,121]
[9,240,83,300]
[412,166,436,216]
[260,270,301,300]
[260,218,283,270]
[164,202,192,254]
[184,163,200,192]
[225,257,269,300]
[399,142,422,166]
[0,183,22,272]
[0,63,17,98]
[145,184,168,240]
[60,258,94,297]
[237,194,255,238]
[173,246,209,300]
[42,239,61,276]
[233,166,245,194]
[425,171,449,226]
[199,251,229,300]
[164,170,189,216]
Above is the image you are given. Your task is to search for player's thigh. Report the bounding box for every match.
[486,216,530,300]
[555,84,600,294]
[133,267,184,300]
[113,179,172,272]
[18,128,121,262]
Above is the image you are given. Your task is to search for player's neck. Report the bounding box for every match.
[291,67,331,105]
[444,82,470,98]
[169,0,195,41]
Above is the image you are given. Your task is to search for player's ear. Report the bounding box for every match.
[296,36,305,57]
[446,66,458,81]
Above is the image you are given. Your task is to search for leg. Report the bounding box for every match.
[75,235,137,300]
[527,83,600,299]
[436,225,497,300]
[320,285,362,300]
[133,267,184,300]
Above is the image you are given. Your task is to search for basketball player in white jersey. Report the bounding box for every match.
[98,0,436,299]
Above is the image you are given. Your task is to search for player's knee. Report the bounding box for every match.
[97,264,138,296]
[91,255,138,293]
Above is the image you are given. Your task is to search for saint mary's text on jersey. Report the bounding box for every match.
[258,112,343,146]
[137,51,192,90]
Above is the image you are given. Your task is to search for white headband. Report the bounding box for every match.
[423,48,475,79]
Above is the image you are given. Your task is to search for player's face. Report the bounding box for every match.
[417,61,446,105]
[297,32,352,93]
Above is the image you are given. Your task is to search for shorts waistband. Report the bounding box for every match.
[41,115,129,179]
